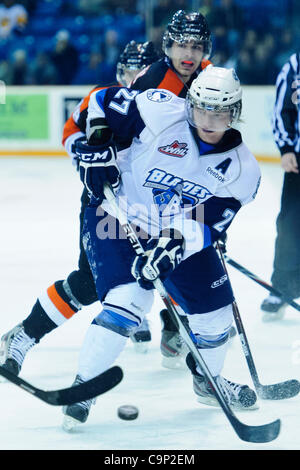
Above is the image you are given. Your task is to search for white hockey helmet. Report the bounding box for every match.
[186,64,242,131]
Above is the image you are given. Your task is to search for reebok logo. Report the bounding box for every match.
[206,166,225,183]
[158,141,188,158]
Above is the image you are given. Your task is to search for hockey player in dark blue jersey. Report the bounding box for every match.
[62,65,261,430]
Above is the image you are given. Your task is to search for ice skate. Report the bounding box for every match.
[62,375,96,431]
[193,373,258,410]
[130,317,151,353]
[160,309,188,369]
[0,323,36,378]
[186,352,257,410]
[261,294,287,322]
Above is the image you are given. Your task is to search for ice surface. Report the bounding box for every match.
[0,157,300,450]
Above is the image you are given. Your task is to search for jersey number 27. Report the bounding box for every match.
[108,89,139,115]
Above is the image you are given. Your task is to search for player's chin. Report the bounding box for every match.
[198,128,222,143]
[179,62,197,75]
[200,128,215,134]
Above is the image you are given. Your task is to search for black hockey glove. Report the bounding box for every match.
[132,229,185,290]
[75,140,120,203]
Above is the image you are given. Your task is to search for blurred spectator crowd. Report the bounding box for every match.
[0,0,299,86]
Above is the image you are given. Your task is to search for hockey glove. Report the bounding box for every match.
[132,229,185,290]
[70,136,86,170]
[75,140,120,202]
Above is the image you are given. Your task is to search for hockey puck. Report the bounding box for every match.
[117,405,139,420]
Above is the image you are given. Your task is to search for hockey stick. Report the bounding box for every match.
[103,184,280,443]
[223,255,300,312]
[216,242,300,400]
[0,365,123,406]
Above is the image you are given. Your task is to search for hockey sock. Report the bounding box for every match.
[187,305,233,377]
[195,341,229,377]
[23,300,56,341]
[23,280,81,341]
[77,323,127,381]
[186,341,229,378]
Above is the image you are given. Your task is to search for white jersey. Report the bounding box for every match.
[87,88,261,259]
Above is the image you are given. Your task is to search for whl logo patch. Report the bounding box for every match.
[158,140,188,158]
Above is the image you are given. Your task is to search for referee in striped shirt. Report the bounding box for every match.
[261,52,300,316]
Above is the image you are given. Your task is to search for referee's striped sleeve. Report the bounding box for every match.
[272,53,300,155]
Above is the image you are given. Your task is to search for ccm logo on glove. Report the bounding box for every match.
[75,140,120,203]
[80,149,112,163]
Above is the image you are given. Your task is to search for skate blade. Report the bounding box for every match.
[62,415,82,432]
[196,395,259,410]
[262,305,286,322]
[161,355,187,370]
[133,341,150,354]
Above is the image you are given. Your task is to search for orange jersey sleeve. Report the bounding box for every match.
[201,59,212,70]
[62,116,82,146]
[62,86,106,146]
[156,68,186,96]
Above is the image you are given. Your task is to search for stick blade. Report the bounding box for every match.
[232,416,281,443]
[258,379,300,400]
[42,366,124,406]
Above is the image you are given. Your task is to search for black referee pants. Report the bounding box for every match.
[271,158,300,299]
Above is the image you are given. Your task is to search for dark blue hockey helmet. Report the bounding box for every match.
[117,40,159,86]
[163,10,212,59]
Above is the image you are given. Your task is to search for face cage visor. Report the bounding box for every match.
[163,33,212,60]
[185,97,241,132]
[116,63,144,86]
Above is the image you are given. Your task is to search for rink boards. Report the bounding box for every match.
[0,85,280,162]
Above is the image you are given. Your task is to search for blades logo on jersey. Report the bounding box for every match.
[144,168,212,207]
[158,140,188,158]
[153,183,183,217]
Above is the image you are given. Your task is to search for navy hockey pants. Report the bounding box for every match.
[82,205,234,314]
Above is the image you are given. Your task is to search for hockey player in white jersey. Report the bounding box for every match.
[0,41,160,376]
[62,65,261,429]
